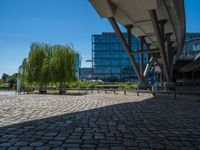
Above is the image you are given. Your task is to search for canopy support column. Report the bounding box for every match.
[143,54,158,79]
[149,10,170,82]
[139,37,144,76]
[108,17,144,83]
[166,33,174,82]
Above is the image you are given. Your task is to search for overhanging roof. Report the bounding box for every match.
[90,0,185,56]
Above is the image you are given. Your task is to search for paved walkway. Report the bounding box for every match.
[0,93,200,150]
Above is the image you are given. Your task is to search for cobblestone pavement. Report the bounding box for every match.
[0,93,200,150]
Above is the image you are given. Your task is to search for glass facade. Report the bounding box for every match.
[179,33,200,59]
[92,32,148,82]
[185,33,200,41]
[180,38,200,59]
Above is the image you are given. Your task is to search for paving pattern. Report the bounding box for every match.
[0,93,200,150]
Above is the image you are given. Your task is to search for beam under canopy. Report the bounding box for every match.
[108,17,144,83]
[149,9,170,82]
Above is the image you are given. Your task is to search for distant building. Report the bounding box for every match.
[75,53,81,79]
[80,68,93,80]
[179,33,200,60]
[91,32,200,82]
[92,32,148,82]
[175,33,200,81]
[185,33,200,41]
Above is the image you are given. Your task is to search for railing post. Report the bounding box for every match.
[174,91,176,99]
[174,87,176,99]
[152,86,156,97]
[153,91,155,97]
[124,90,126,95]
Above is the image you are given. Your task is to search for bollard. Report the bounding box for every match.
[174,91,176,99]
[137,91,139,96]
[152,85,156,97]
[105,90,107,94]
[153,91,155,97]
[114,90,116,94]
[124,90,126,95]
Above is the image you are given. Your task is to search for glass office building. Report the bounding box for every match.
[75,53,81,80]
[180,38,200,59]
[92,32,148,82]
[179,33,200,60]
[185,33,200,41]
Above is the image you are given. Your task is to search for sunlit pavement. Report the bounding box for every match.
[0,93,200,150]
[0,91,16,96]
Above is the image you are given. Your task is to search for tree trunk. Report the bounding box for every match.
[39,84,47,94]
[59,82,65,95]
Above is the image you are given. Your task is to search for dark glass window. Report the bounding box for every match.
[94,52,110,59]
[94,59,110,66]
[112,44,120,51]
[121,59,130,66]
[111,59,120,66]
[111,67,120,74]
[95,67,111,74]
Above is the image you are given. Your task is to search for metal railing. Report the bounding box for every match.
[17,87,200,100]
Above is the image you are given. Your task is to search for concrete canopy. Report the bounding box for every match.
[90,0,186,84]
[89,0,185,55]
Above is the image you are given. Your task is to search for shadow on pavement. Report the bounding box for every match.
[0,95,200,149]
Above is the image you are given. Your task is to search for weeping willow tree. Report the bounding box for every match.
[18,58,28,89]
[51,45,76,94]
[19,43,77,94]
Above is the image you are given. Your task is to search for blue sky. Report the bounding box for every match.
[0,0,199,76]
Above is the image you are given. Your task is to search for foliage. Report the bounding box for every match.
[19,43,77,93]
[118,82,138,89]
[68,81,138,90]
[0,83,10,88]
[0,73,18,89]
[1,73,9,82]
[50,45,76,89]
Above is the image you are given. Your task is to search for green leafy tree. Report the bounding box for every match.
[51,45,76,94]
[1,73,9,82]
[27,43,46,93]
[19,43,77,94]
[18,58,28,88]
[8,73,18,88]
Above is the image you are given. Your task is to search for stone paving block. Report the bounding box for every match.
[19,147,33,150]
[7,147,20,150]
[61,143,80,148]
[34,147,51,150]
[66,148,81,150]
[66,139,82,144]
[47,140,63,146]
[0,143,13,147]
[111,146,126,150]
[30,141,44,146]
[51,148,65,150]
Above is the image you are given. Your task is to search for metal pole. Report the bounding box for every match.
[139,37,144,76]
[143,55,156,79]
[126,24,134,82]
[125,25,133,50]
[166,33,174,82]
[149,10,170,82]
[108,17,144,83]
